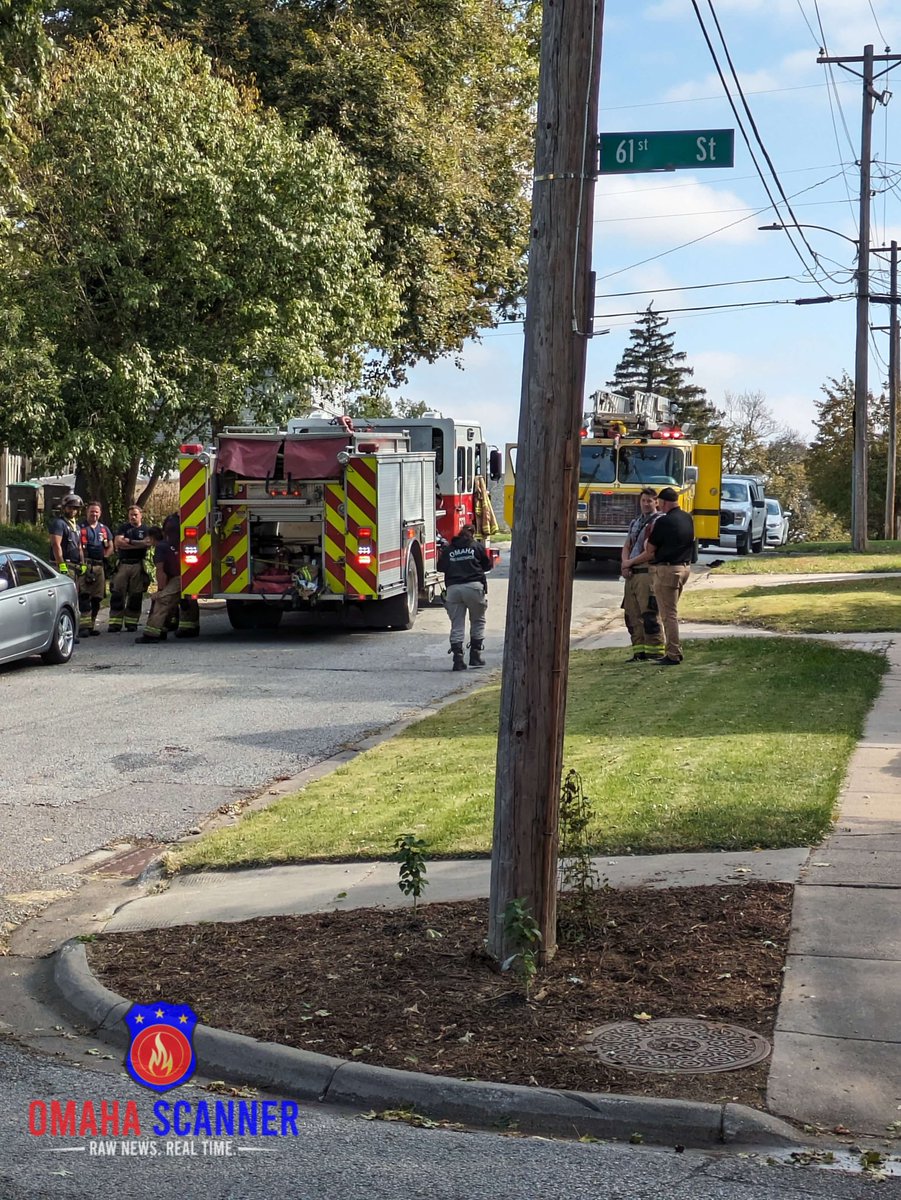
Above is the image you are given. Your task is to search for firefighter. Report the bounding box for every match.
[437,523,493,670]
[620,487,665,662]
[135,526,180,643]
[109,504,152,633]
[162,510,200,639]
[77,501,113,636]
[48,495,85,597]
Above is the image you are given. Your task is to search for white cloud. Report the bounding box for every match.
[594,175,758,244]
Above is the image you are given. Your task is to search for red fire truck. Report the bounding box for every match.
[178,414,500,632]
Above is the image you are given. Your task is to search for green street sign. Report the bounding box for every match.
[598,129,735,174]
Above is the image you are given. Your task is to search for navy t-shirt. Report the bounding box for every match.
[116,522,149,563]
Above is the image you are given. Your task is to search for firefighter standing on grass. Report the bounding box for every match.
[620,487,665,662]
[109,505,151,633]
[77,501,113,636]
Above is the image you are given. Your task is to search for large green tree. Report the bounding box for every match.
[605,306,720,438]
[0,26,394,513]
[45,0,539,383]
[807,373,889,539]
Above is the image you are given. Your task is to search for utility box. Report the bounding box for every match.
[6,481,41,524]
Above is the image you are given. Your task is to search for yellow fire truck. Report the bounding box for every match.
[505,390,722,562]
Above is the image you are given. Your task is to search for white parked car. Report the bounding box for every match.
[0,547,79,668]
[765,499,790,546]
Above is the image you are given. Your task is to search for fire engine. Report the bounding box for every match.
[504,389,722,562]
[178,414,501,632]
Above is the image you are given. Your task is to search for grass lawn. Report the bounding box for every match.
[682,576,901,634]
[171,639,885,871]
[714,539,901,575]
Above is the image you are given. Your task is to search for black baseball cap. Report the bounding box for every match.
[658,487,679,502]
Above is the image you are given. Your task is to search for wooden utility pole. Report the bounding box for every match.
[488,0,604,964]
[886,242,899,540]
[819,45,900,549]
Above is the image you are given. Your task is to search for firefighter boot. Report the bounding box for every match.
[469,640,485,668]
[450,644,467,671]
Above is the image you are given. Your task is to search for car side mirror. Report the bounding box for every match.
[489,448,503,481]
[784,510,792,518]
[684,465,699,483]
[752,498,765,508]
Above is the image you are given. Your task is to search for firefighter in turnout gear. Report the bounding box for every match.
[160,511,199,638]
[437,523,493,670]
[135,527,180,643]
[109,505,152,633]
[620,487,665,662]
[77,501,113,636]
[48,493,85,582]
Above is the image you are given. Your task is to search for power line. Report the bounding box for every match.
[597,161,848,199]
[595,196,858,225]
[865,0,890,51]
[595,175,850,283]
[701,0,842,290]
[594,295,853,320]
[689,0,833,293]
[596,275,798,299]
[602,80,854,112]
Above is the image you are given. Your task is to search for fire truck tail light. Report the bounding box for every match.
[356,527,373,565]
[185,526,197,540]
[184,551,199,564]
[180,443,203,455]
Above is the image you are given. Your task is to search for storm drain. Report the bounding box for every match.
[586,1018,771,1073]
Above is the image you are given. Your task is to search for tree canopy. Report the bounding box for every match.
[45,0,539,384]
[0,25,394,511]
[605,306,720,438]
[807,373,889,538]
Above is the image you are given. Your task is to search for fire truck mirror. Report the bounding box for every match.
[489,448,503,481]
[684,466,699,484]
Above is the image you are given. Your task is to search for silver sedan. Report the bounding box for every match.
[0,547,79,668]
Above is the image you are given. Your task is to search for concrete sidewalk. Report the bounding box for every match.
[54,621,901,1138]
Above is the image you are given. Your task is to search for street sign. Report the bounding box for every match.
[598,129,735,174]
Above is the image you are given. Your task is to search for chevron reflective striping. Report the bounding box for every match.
[323,484,345,595]
[345,458,378,596]
[179,455,212,596]
[219,508,250,593]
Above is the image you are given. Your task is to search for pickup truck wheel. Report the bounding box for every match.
[736,532,750,556]
[752,532,765,553]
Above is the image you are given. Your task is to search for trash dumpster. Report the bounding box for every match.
[6,481,41,524]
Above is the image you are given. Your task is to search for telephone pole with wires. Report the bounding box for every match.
[487,0,604,965]
[817,44,900,549]
[873,242,900,539]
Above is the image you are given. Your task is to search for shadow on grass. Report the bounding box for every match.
[398,637,887,742]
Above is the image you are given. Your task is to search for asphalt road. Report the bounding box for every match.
[0,559,624,936]
[1,1040,898,1200]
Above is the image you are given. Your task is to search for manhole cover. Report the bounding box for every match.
[586,1019,771,1073]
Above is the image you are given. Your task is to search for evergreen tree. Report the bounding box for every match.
[807,373,889,538]
[605,306,720,437]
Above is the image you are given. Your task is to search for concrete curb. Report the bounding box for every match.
[54,940,804,1150]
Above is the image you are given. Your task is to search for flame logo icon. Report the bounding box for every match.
[126,1005,197,1093]
[147,1033,175,1077]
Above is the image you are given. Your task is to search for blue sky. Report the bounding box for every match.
[389,0,901,452]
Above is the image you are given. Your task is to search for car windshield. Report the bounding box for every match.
[579,444,684,485]
[766,500,781,515]
[722,481,750,502]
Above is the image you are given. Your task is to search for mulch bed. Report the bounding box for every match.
[88,882,792,1110]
